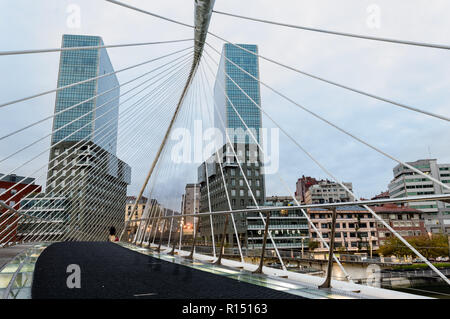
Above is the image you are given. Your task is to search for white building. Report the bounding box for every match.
[388,159,450,234]
[304,180,354,204]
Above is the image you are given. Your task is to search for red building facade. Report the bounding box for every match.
[371,203,427,245]
[295,176,320,203]
[0,174,41,245]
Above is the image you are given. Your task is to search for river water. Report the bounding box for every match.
[388,284,450,299]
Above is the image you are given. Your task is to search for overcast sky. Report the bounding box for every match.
[0,0,449,211]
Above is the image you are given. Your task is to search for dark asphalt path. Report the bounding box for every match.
[31,242,303,299]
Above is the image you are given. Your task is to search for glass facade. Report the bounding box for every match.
[51,34,119,155]
[214,44,261,144]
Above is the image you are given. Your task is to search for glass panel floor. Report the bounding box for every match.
[120,243,361,299]
[0,243,49,299]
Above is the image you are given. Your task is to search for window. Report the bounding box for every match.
[256,190,261,197]
[240,190,244,196]
[239,179,243,186]
[231,189,236,196]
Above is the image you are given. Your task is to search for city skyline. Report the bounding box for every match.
[0,0,449,208]
[0,0,449,302]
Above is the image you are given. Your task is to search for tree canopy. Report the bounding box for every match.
[378,234,449,259]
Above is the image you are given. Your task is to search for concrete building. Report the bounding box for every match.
[0,174,42,243]
[124,196,153,238]
[197,42,266,249]
[182,184,200,233]
[308,206,379,254]
[198,143,266,248]
[304,180,354,204]
[125,196,148,223]
[295,176,320,203]
[46,35,131,240]
[265,196,294,204]
[371,204,427,245]
[388,159,450,234]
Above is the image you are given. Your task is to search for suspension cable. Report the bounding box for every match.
[212,10,450,50]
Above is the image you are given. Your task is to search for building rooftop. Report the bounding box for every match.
[371,191,390,200]
[370,203,421,213]
[126,196,148,204]
[0,173,35,185]
[308,205,367,211]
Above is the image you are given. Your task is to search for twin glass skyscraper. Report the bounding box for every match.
[52,34,119,155]
[45,34,130,240]
[198,43,266,248]
[214,43,262,144]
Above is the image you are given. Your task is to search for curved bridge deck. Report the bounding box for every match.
[31,242,303,299]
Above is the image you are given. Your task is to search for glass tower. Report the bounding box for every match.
[44,35,130,240]
[214,44,261,144]
[51,34,119,155]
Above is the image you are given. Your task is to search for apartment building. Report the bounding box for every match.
[388,159,450,234]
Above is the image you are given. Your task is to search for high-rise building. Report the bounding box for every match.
[45,34,131,240]
[51,34,119,155]
[214,43,262,144]
[388,159,450,234]
[198,145,266,248]
[198,43,265,249]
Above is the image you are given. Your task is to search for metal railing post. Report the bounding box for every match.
[319,207,337,289]
[253,212,271,274]
[214,214,230,265]
[187,215,201,259]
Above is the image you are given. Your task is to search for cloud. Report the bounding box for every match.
[0,0,449,210]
